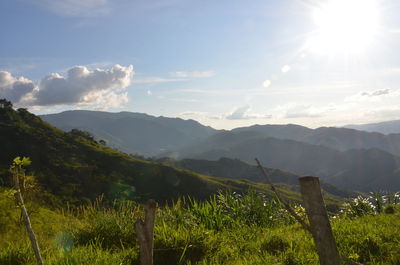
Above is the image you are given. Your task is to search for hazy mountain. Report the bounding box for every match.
[345,120,400,134]
[1,107,307,204]
[232,124,313,141]
[38,110,400,191]
[326,148,400,192]
[167,131,342,176]
[159,157,356,198]
[166,130,400,192]
[42,111,400,158]
[233,124,400,156]
[40,110,217,157]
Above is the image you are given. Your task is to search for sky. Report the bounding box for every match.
[2,0,400,129]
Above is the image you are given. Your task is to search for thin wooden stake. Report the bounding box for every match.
[255,158,311,232]
[299,176,341,265]
[135,200,157,265]
[13,169,44,265]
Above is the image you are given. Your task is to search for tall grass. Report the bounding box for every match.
[1,189,400,264]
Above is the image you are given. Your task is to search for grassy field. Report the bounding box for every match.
[1,188,400,265]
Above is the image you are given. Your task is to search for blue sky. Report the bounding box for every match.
[1,0,400,129]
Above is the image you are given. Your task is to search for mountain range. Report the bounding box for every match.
[345,120,400,134]
[3,106,344,206]
[40,110,400,192]
[41,110,216,157]
[159,157,356,198]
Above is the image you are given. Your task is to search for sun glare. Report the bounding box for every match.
[307,0,380,55]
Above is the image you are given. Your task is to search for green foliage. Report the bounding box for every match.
[1,108,400,264]
[71,200,139,249]
[0,107,306,205]
[0,98,13,109]
[260,235,290,254]
[68,129,97,143]
[1,191,400,264]
[0,244,33,265]
[11,156,32,169]
[339,192,400,218]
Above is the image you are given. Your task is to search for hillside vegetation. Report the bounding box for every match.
[40,110,216,157]
[40,110,400,192]
[0,107,323,205]
[1,187,399,265]
[1,106,399,264]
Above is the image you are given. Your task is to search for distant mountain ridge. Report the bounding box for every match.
[345,120,400,134]
[167,130,400,192]
[40,110,400,192]
[1,107,307,204]
[42,110,400,157]
[159,157,357,198]
[40,110,217,157]
[233,124,400,156]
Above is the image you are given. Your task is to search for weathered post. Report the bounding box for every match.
[135,200,157,265]
[299,176,341,265]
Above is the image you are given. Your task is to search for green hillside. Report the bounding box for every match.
[40,110,217,156]
[0,106,309,205]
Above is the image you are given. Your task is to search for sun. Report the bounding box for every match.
[307,0,380,55]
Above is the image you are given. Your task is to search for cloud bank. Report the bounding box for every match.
[0,71,35,103]
[274,103,335,119]
[226,105,271,120]
[345,88,397,102]
[0,64,133,109]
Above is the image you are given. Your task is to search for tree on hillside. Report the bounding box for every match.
[0,98,13,109]
[69,128,97,143]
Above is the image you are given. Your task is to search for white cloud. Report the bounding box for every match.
[32,0,110,17]
[345,88,397,102]
[275,103,333,119]
[364,107,400,119]
[226,105,271,120]
[147,90,152,95]
[0,71,35,103]
[170,71,216,78]
[208,114,224,120]
[0,64,133,109]
[362,88,392,97]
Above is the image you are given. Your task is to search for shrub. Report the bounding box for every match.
[341,196,377,217]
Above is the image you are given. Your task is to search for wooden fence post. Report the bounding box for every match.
[299,176,341,265]
[135,200,157,265]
